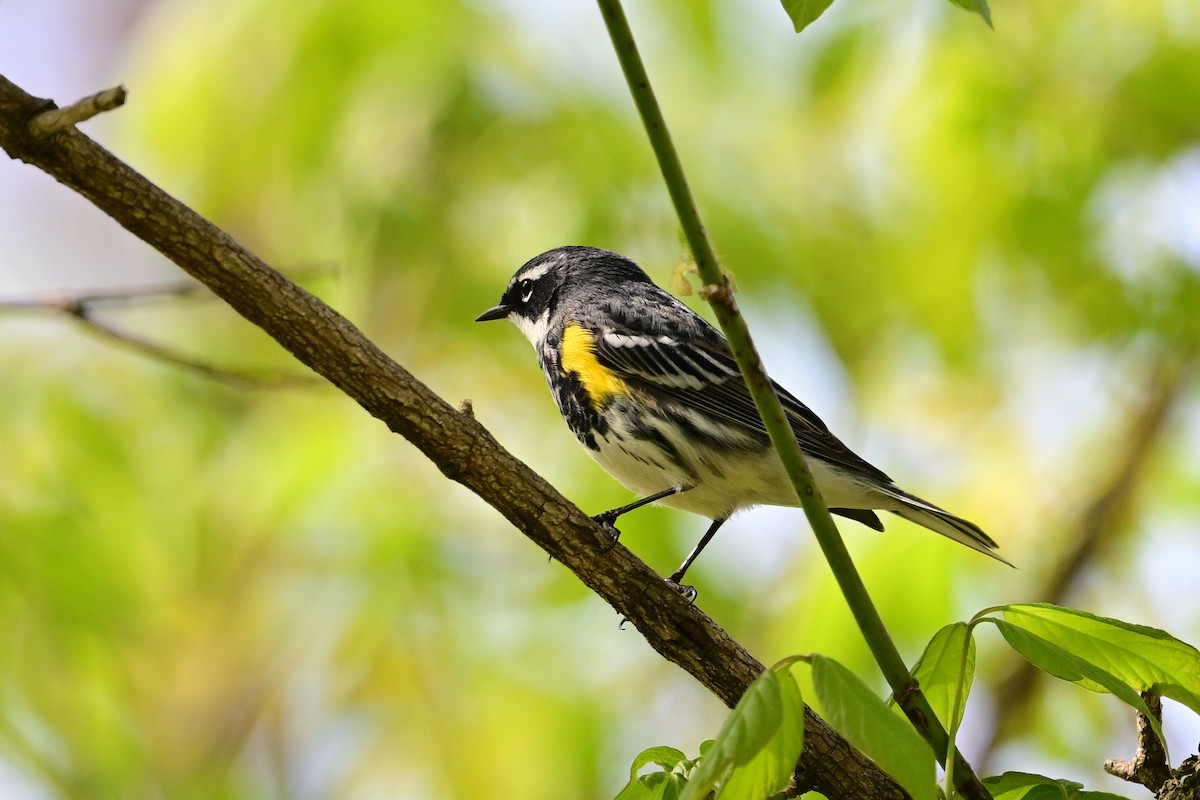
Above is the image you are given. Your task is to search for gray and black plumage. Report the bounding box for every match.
[477,246,1009,586]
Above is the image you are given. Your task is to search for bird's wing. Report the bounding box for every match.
[589,319,891,483]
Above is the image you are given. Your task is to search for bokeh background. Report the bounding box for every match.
[2,0,1199,798]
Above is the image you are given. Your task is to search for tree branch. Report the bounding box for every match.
[1157,756,1200,800]
[0,74,905,800]
[1104,692,1173,794]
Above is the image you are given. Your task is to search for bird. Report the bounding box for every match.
[476,245,1009,592]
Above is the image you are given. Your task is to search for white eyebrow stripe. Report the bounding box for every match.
[513,253,564,286]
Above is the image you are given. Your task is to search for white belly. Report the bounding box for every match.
[588,424,878,520]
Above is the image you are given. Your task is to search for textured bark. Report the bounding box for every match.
[1105,694,1200,800]
[0,75,905,799]
[1158,756,1200,800]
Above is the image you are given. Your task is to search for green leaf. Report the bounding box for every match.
[990,620,1169,759]
[947,0,993,29]
[909,622,976,732]
[719,669,804,799]
[810,656,935,800]
[627,746,689,780]
[617,746,692,800]
[983,771,1134,800]
[1002,604,1200,716]
[615,770,688,800]
[779,0,836,33]
[679,666,805,800]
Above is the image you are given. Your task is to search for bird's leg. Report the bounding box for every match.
[666,517,728,601]
[592,485,691,546]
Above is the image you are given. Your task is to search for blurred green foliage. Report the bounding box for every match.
[2,0,1199,797]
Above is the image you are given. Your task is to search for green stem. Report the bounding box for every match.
[944,622,981,798]
[594,2,992,799]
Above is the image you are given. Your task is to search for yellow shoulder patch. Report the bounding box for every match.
[561,322,628,403]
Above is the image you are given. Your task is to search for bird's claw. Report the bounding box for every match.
[591,513,622,550]
[666,579,698,605]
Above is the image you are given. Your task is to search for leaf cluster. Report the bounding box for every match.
[622,604,1200,800]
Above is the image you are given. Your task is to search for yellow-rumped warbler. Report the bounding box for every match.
[477,246,1009,590]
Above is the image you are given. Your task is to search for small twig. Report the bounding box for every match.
[28,85,126,137]
[1104,692,1173,793]
[0,283,321,389]
[74,309,323,389]
[0,267,336,314]
[0,280,205,313]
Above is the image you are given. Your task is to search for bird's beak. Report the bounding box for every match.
[475,303,510,322]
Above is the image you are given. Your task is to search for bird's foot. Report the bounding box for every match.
[665,578,698,605]
[591,512,622,551]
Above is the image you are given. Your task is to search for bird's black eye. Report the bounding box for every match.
[517,278,534,304]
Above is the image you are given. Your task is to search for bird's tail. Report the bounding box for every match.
[881,487,1013,567]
